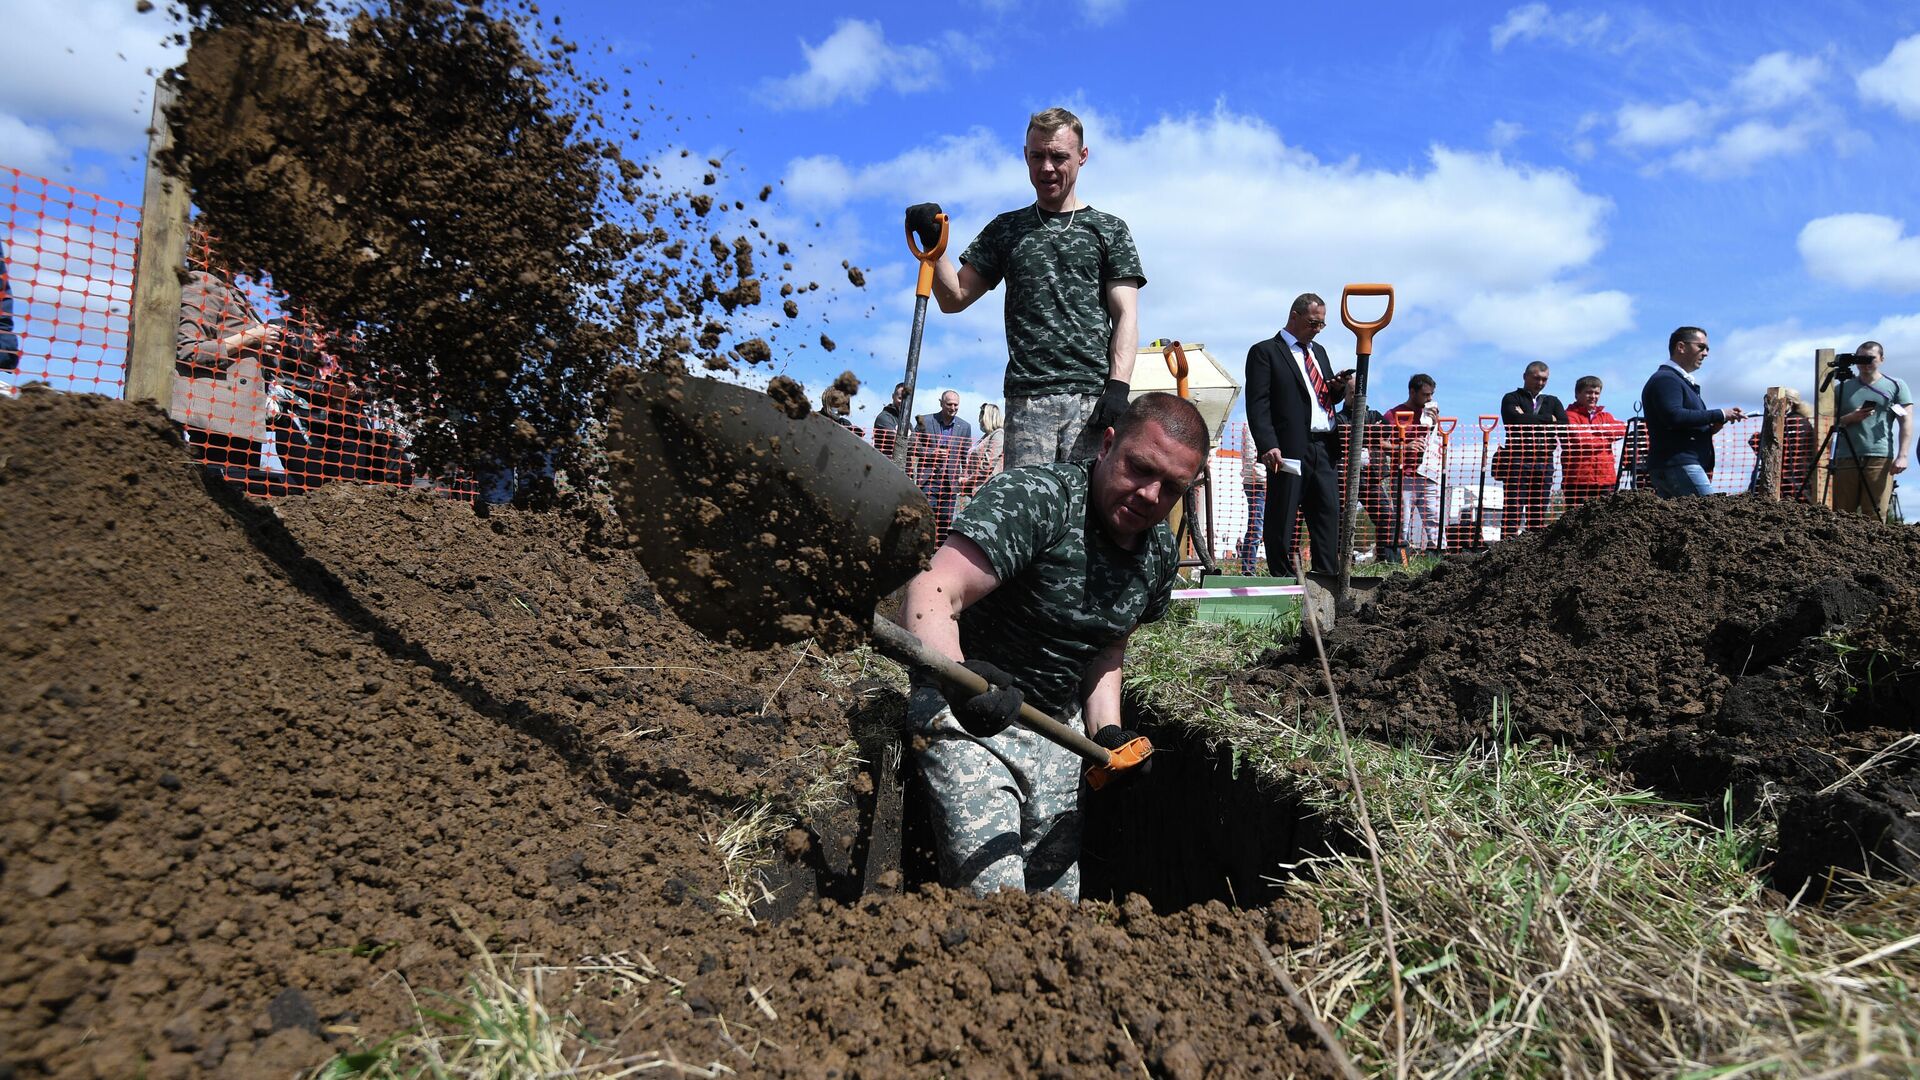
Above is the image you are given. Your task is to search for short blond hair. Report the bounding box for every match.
[1026,107,1084,147]
[978,402,1003,434]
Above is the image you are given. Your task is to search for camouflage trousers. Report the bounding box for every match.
[1005,391,1103,468]
[909,687,1085,899]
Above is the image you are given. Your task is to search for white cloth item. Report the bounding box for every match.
[1400,474,1441,550]
[1404,405,1444,482]
[1279,327,1334,433]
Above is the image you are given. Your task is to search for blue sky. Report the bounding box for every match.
[8,0,1920,511]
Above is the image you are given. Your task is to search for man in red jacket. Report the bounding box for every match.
[1562,375,1627,506]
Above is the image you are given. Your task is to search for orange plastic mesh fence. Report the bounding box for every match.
[3,165,475,500]
[1,168,139,396]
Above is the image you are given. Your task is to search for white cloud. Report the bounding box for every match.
[1732,50,1824,110]
[787,106,1629,369]
[1489,120,1526,148]
[1668,118,1815,177]
[0,113,66,176]
[761,20,943,110]
[1080,0,1127,25]
[1608,49,1849,178]
[0,0,182,172]
[1613,100,1717,148]
[1454,284,1633,355]
[784,128,1024,209]
[1490,3,1610,51]
[1798,213,1920,294]
[1858,34,1920,120]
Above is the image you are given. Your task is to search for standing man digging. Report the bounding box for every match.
[906,107,1145,467]
[899,393,1204,898]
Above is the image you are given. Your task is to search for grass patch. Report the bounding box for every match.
[1130,610,1920,1076]
[707,738,862,920]
[317,933,740,1078]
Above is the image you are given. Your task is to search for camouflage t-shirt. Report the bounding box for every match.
[950,459,1177,717]
[959,206,1146,398]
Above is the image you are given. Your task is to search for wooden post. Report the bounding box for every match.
[1758,385,1786,499]
[125,77,190,408]
[1813,348,1836,507]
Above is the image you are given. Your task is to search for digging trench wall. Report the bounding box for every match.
[757,693,1350,920]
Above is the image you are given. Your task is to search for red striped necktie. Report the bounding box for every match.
[1301,342,1332,413]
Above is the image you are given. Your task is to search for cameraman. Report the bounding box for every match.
[1831,341,1912,519]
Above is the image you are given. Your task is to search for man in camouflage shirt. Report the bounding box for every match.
[897,393,1206,899]
[905,106,1145,468]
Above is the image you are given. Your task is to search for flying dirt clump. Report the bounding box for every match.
[820,370,859,414]
[161,0,819,497]
[733,337,772,365]
[764,374,810,420]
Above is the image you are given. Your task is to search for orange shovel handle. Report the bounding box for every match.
[1086,736,1154,791]
[906,214,950,299]
[1340,283,1395,355]
[1161,340,1191,399]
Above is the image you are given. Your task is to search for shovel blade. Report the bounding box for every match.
[604,369,936,651]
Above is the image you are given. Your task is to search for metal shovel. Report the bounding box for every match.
[1332,283,1395,613]
[603,368,1150,788]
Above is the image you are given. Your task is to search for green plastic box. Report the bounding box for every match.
[1184,574,1301,626]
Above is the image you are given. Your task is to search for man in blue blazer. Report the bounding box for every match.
[1641,327,1747,498]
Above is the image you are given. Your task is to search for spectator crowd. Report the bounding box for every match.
[851,329,1907,571]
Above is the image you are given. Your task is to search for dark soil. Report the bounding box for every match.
[1241,492,1920,891]
[1,390,1334,1078]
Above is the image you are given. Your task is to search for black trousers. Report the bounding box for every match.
[1263,435,1341,577]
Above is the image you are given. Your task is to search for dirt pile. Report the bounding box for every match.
[1244,492,1920,889]
[1,391,1333,1078]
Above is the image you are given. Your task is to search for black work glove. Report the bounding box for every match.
[940,659,1023,738]
[905,203,944,250]
[1088,378,1131,432]
[1091,726,1153,787]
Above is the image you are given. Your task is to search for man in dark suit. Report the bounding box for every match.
[1643,326,1746,498]
[914,390,976,536]
[1246,293,1353,577]
[1498,361,1568,536]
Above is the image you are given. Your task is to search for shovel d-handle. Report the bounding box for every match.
[1340,283,1395,356]
[866,616,1152,785]
[1438,417,1459,437]
[905,213,950,300]
[1161,340,1191,400]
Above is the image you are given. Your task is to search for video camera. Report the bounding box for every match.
[1826,351,1877,374]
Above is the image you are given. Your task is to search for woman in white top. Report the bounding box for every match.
[959,403,1007,513]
